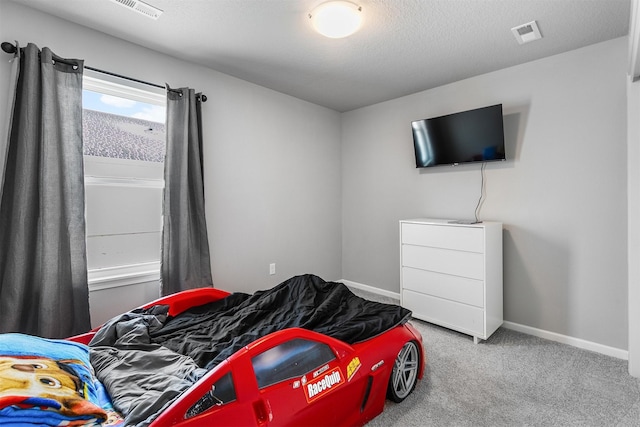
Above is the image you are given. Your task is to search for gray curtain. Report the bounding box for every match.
[161,87,213,295]
[0,43,91,338]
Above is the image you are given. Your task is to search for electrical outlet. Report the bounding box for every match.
[269,263,276,275]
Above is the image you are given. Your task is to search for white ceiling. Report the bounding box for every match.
[9,0,632,112]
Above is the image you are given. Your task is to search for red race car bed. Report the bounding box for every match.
[0,274,425,427]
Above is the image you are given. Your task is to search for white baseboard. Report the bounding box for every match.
[502,321,628,360]
[340,279,628,361]
[339,279,401,301]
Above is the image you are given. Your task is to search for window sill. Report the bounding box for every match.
[88,261,160,291]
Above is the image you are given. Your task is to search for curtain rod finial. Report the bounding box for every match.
[1,42,17,54]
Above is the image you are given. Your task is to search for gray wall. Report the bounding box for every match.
[341,38,628,350]
[206,73,342,292]
[628,77,640,375]
[0,1,343,296]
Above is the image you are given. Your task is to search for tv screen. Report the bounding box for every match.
[411,104,506,168]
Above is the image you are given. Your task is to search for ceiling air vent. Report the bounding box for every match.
[511,20,542,45]
[110,0,163,20]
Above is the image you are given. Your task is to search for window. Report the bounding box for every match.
[185,372,236,418]
[82,72,166,291]
[251,339,336,389]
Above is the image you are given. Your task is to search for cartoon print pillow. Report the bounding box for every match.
[0,333,122,426]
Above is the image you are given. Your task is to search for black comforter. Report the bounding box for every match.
[89,274,411,426]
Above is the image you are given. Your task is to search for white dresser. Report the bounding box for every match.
[399,219,503,343]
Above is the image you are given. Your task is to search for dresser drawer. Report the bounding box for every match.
[402,266,484,308]
[402,244,484,280]
[402,289,485,336]
[401,222,484,253]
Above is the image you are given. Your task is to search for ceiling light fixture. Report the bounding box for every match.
[309,1,363,39]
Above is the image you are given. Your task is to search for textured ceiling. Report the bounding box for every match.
[8,0,632,112]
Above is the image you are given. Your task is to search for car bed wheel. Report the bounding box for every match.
[387,340,419,402]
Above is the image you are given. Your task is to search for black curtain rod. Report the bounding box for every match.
[1,41,207,102]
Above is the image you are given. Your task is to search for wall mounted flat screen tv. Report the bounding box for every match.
[411,104,506,168]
